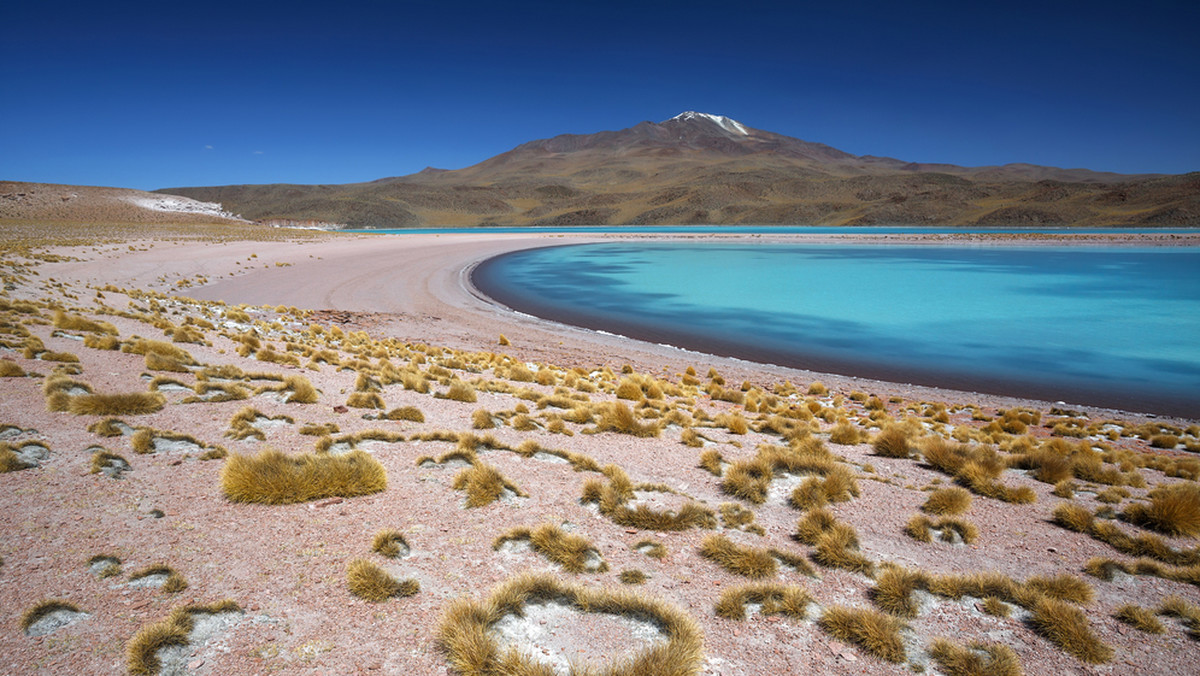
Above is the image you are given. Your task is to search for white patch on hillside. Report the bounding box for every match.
[669,111,749,135]
[121,194,243,220]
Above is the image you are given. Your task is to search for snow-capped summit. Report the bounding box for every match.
[667,111,749,136]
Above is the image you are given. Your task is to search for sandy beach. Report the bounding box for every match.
[2,226,1198,675]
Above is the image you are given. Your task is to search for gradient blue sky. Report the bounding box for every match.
[3,0,1197,191]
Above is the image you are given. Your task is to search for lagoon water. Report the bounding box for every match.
[473,242,1200,416]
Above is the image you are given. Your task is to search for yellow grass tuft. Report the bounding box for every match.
[592,401,661,438]
[0,360,25,377]
[698,449,724,475]
[67,391,166,416]
[387,406,424,422]
[870,568,930,618]
[125,600,241,676]
[346,392,385,409]
[1121,483,1200,537]
[220,447,386,504]
[20,599,82,633]
[1028,596,1112,663]
[699,534,776,578]
[715,583,813,621]
[493,523,608,573]
[921,487,972,516]
[347,558,419,601]
[872,425,911,458]
[452,462,526,507]
[372,529,410,558]
[817,605,907,663]
[436,572,702,676]
[829,420,863,445]
[619,569,648,585]
[928,639,1022,676]
[1113,604,1165,634]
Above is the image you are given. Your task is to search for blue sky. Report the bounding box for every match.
[2,0,1197,190]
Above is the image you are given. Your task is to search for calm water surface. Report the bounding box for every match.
[473,243,1200,416]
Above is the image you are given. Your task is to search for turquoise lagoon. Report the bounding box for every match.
[473,242,1200,417]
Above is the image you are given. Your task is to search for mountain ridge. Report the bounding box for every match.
[38,112,1200,228]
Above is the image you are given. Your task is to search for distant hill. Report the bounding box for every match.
[0,181,245,224]
[151,112,1196,227]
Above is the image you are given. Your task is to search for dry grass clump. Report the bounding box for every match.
[129,564,189,593]
[812,522,875,575]
[299,422,338,436]
[634,539,667,559]
[921,437,1036,504]
[1159,596,1200,638]
[88,418,132,437]
[220,447,386,504]
[699,534,777,578]
[346,392,385,409]
[1,443,33,472]
[870,567,929,618]
[1028,596,1113,663]
[436,572,702,676]
[1113,604,1165,633]
[89,449,130,475]
[872,425,912,458]
[715,583,813,621]
[591,401,661,438]
[372,529,410,558]
[817,605,907,663]
[470,409,495,429]
[581,465,716,531]
[904,515,978,545]
[828,420,863,445]
[53,310,116,334]
[1052,502,1094,532]
[928,639,1022,676]
[720,439,840,504]
[493,523,608,573]
[719,502,764,535]
[347,558,419,601]
[437,380,477,403]
[83,334,121,350]
[452,462,527,507]
[0,360,25,377]
[20,599,83,633]
[788,466,860,510]
[619,569,648,585]
[1121,483,1200,537]
[698,449,724,475]
[125,600,241,675]
[921,487,972,516]
[67,391,166,416]
[387,406,424,422]
[1024,574,1094,604]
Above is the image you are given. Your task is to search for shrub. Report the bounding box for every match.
[220,448,387,504]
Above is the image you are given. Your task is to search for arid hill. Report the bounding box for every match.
[158,112,1200,228]
[0,181,246,225]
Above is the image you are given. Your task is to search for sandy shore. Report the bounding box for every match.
[2,227,1198,676]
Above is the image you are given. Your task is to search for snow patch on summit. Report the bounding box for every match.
[669,111,749,136]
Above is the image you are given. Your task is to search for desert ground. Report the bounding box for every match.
[2,223,1199,675]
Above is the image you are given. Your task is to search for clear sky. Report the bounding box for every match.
[2,0,1197,191]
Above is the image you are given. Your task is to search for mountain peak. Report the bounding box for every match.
[667,111,749,136]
